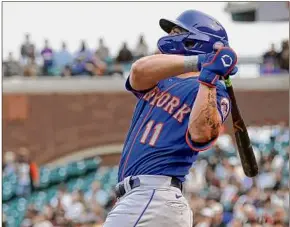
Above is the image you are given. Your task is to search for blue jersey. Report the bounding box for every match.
[118,75,231,182]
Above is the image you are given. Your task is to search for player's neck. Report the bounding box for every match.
[176,72,199,79]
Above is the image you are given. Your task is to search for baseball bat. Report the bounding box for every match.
[224,78,259,177]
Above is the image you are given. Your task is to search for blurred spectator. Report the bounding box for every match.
[41,39,54,76]
[3,151,17,176]
[195,207,214,227]
[65,190,86,221]
[134,34,149,58]
[51,184,72,211]
[23,56,39,77]
[263,43,279,65]
[16,148,39,197]
[21,205,38,227]
[277,39,289,72]
[261,43,281,74]
[85,181,108,207]
[210,202,227,227]
[116,42,133,63]
[71,40,94,76]
[95,38,110,61]
[75,40,93,62]
[61,65,73,77]
[2,125,289,227]
[3,52,21,77]
[54,42,73,75]
[20,34,36,65]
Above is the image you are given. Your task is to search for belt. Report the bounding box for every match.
[115,176,183,198]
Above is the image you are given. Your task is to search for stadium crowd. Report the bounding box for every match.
[2,34,150,78]
[3,123,289,227]
[261,41,289,74]
[3,34,289,78]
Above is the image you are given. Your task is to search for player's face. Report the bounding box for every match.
[170,26,195,49]
[169,26,187,36]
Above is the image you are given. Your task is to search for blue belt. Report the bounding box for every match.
[115,176,183,198]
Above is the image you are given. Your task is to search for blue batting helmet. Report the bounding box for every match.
[157,10,229,56]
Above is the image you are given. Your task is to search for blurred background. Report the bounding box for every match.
[2,2,289,227]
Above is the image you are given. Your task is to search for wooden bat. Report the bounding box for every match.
[224,77,259,177]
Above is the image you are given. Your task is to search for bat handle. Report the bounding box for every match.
[223,77,232,88]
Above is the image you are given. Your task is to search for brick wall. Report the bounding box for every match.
[3,90,288,165]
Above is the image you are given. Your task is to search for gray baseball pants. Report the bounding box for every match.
[103,175,193,227]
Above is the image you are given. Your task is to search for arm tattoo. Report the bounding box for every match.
[190,88,221,140]
[204,90,221,137]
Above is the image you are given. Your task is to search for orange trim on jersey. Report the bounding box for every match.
[185,128,218,152]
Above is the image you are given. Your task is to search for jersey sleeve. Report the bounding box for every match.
[185,84,231,152]
[125,75,155,99]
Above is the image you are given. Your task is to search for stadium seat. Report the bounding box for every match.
[84,157,101,171]
[2,181,14,201]
[38,167,51,189]
[49,166,68,184]
[67,160,87,178]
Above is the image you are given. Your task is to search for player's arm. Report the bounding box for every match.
[188,85,222,143]
[130,54,199,91]
[188,48,237,145]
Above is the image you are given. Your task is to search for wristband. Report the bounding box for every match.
[184,55,198,73]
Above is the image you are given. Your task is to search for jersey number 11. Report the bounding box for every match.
[140,120,164,146]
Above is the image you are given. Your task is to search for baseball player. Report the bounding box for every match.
[103,10,238,227]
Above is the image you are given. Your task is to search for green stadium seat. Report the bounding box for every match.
[17,197,28,213]
[84,157,101,171]
[46,187,58,202]
[67,160,87,178]
[49,166,67,184]
[67,178,77,192]
[3,181,14,201]
[6,216,16,227]
[38,167,51,189]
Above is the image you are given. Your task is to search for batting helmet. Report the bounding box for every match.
[158,10,229,56]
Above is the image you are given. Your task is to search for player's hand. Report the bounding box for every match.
[197,47,238,87]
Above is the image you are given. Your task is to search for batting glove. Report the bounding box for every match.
[197,47,238,88]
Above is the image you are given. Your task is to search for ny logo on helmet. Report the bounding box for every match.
[221,55,233,67]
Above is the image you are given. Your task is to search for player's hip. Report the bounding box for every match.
[116,175,183,197]
[104,176,192,227]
